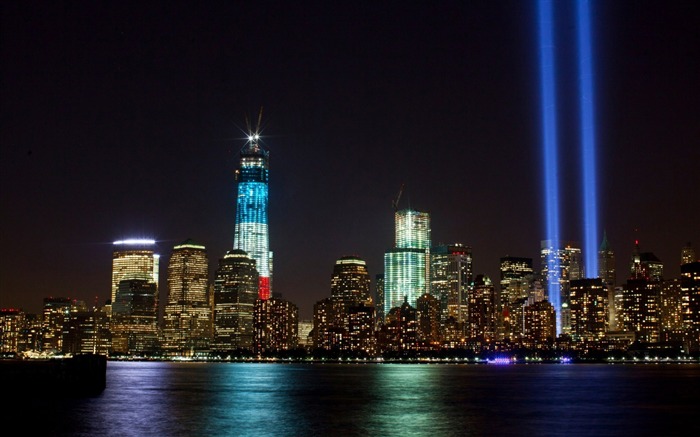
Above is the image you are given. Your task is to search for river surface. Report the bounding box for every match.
[15,361,700,436]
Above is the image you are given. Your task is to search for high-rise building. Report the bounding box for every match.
[416,292,441,344]
[61,308,110,356]
[522,300,557,349]
[598,232,616,331]
[680,262,700,352]
[467,275,497,343]
[111,239,159,312]
[540,240,582,336]
[569,278,607,342]
[297,319,314,349]
[379,298,418,354]
[346,303,376,356]
[326,255,372,352]
[598,232,615,285]
[384,208,430,315]
[681,242,696,266]
[41,297,72,352]
[330,256,371,310]
[629,240,664,282]
[212,250,258,352]
[163,239,211,357]
[312,297,345,351]
[0,308,24,354]
[395,208,431,250]
[111,279,159,355]
[253,297,298,355]
[432,244,472,325]
[374,274,385,327]
[233,132,272,300]
[619,279,660,343]
[659,279,684,342]
[499,256,533,339]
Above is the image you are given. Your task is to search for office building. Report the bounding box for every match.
[41,297,72,353]
[499,256,533,339]
[384,208,430,315]
[111,239,159,311]
[629,240,663,282]
[212,249,258,352]
[374,274,385,327]
[163,239,211,357]
[233,132,272,300]
[681,242,696,266]
[467,275,497,343]
[432,244,472,325]
[111,279,159,355]
[330,256,371,310]
[416,292,441,344]
[569,278,607,342]
[253,296,298,355]
[540,240,582,335]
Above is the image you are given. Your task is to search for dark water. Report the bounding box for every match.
[14,361,700,436]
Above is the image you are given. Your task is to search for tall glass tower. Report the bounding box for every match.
[384,208,431,317]
[233,133,272,300]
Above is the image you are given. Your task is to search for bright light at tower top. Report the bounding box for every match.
[248,133,260,142]
[113,239,156,246]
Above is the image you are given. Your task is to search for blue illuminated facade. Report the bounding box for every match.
[233,137,272,300]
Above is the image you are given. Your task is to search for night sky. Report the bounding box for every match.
[2,1,698,319]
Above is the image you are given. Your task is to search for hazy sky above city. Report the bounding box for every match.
[2,1,698,318]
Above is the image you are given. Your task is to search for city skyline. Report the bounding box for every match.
[1,1,698,319]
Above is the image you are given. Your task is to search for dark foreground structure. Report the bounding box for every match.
[0,354,107,397]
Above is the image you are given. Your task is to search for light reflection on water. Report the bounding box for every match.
[17,362,700,436]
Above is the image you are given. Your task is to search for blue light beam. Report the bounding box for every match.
[577,0,599,278]
[538,0,562,334]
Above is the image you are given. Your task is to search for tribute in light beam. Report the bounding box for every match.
[538,0,562,335]
[577,0,599,278]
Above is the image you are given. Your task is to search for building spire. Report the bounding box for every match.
[599,230,610,251]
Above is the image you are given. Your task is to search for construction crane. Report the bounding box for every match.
[392,183,405,211]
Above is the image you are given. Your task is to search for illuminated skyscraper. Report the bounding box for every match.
[499,257,533,340]
[212,250,258,352]
[111,239,159,309]
[111,279,159,355]
[233,130,272,300]
[384,208,430,316]
[253,296,298,355]
[598,232,616,329]
[569,278,607,342]
[681,242,696,266]
[629,241,663,282]
[681,262,700,352]
[395,209,431,250]
[431,244,472,324]
[540,240,582,335]
[416,292,441,343]
[467,275,497,343]
[330,256,371,310]
[163,239,211,357]
[41,297,72,352]
[598,232,615,286]
[374,274,384,326]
